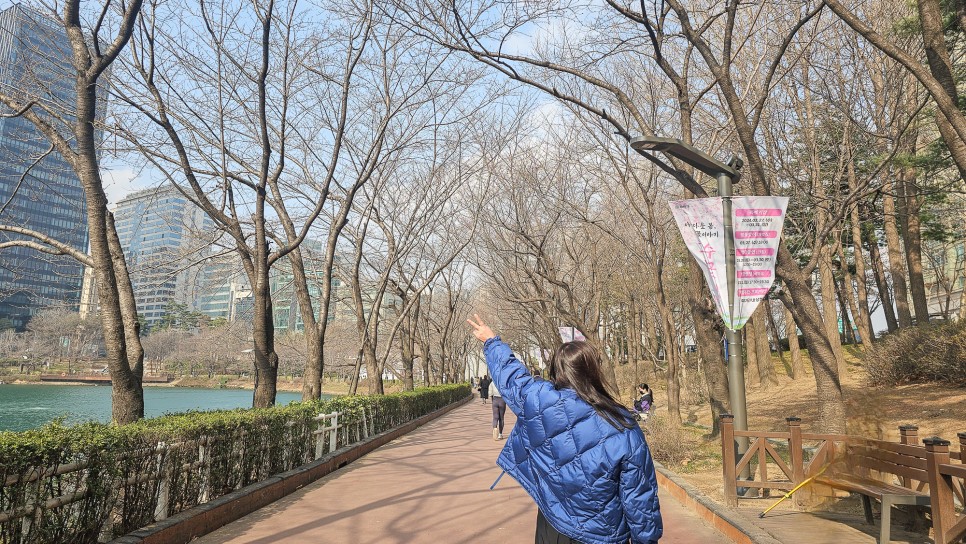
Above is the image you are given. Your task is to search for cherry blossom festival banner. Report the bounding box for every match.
[668,198,731,327]
[558,326,587,343]
[669,196,789,331]
[730,196,789,329]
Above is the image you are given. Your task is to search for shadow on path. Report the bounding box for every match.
[195,399,729,543]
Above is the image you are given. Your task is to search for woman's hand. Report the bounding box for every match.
[467,314,496,343]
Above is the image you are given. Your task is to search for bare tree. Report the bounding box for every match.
[0,0,146,423]
[343,128,487,394]
[115,0,351,406]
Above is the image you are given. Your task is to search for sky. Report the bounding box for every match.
[101,162,150,206]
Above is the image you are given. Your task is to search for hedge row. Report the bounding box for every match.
[0,384,470,544]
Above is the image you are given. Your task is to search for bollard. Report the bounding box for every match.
[329,412,339,453]
[899,425,919,446]
[155,442,170,521]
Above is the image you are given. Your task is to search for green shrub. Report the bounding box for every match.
[0,384,469,543]
[864,320,966,387]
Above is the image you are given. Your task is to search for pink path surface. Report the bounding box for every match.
[194,399,731,543]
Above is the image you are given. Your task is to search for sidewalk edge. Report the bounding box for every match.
[654,463,783,544]
[110,395,472,544]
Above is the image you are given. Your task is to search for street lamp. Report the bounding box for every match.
[630,135,750,487]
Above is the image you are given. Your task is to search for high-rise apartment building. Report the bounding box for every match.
[114,186,210,329]
[0,5,92,330]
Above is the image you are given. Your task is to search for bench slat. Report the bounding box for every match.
[814,476,928,499]
[854,446,927,470]
[863,439,928,458]
[850,453,928,483]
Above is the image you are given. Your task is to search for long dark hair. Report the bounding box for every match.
[548,341,635,430]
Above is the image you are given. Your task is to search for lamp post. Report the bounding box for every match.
[630,135,750,487]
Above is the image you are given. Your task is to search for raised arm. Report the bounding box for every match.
[467,314,541,415]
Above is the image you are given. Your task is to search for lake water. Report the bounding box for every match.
[0,384,319,432]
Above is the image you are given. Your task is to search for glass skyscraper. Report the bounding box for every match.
[113,186,210,329]
[0,6,92,330]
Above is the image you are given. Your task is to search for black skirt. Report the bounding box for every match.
[535,510,584,544]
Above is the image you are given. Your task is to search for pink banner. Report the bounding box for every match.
[669,198,731,327]
[735,230,778,239]
[737,270,772,279]
[735,208,783,217]
[736,248,775,257]
[731,196,789,329]
[671,196,789,331]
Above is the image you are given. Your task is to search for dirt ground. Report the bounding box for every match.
[644,348,966,513]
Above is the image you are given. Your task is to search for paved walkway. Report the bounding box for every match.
[195,398,731,543]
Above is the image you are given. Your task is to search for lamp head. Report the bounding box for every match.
[630,136,738,179]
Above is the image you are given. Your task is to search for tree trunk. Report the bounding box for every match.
[819,246,845,375]
[349,348,363,395]
[364,338,383,395]
[285,246,324,401]
[642,308,659,378]
[883,180,914,327]
[836,275,857,346]
[848,159,875,344]
[103,212,145,423]
[783,306,804,379]
[959,268,966,321]
[914,0,966,183]
[400,309,415,391]
[899,165,930,323]
[751,306,776,385]
[765,300,786,367]
[655,269,680,424]
[80,138,144,424]
[744,320,761,386]
[686,260,729,438]
[776,246,846,433]
[863,213,899,332]
[251,261,279,407]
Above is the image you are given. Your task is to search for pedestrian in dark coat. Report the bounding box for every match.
[479,374,491,404]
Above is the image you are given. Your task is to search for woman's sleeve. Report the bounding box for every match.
[620,437,663,543]
[482,336,539,415]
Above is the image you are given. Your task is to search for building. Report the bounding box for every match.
[0,5,95,330]
[924,239,965,321]
[196,256,252,322]
[113,186,210,329]
[270,241,346,333]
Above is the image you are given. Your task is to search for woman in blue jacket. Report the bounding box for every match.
[468,315,662,544]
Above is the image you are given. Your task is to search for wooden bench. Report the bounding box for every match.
[815,440,931,543]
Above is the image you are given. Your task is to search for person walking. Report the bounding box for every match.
[467,314,661,544]
[489,379,507,440]
[479,374,491,405]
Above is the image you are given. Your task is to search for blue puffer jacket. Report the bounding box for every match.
[484,337,662,544]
